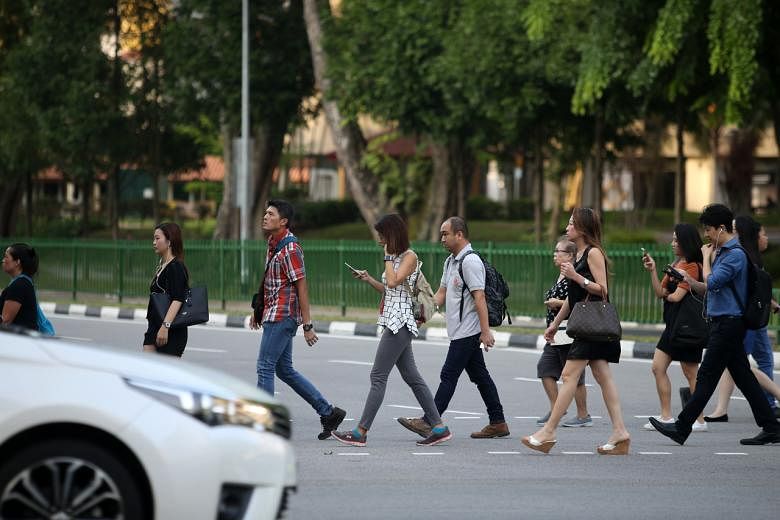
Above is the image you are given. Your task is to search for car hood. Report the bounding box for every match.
[37,337,278,404]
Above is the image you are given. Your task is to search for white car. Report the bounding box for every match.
[0,326,296,520]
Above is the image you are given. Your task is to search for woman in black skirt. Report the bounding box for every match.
[642,224,706,431]
[522,208,630,455]
[143,222,189,357]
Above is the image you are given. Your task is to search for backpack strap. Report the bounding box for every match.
[457,250,478,322]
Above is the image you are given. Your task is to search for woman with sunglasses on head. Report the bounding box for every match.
[144,222,190,357]
[522,208,630,455]
[641,224,707,431]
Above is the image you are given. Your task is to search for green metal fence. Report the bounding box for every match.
[7,238,780,329]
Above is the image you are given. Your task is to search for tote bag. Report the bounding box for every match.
[151,286,209,328]
[566,292,622,342]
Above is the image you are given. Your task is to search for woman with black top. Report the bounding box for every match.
[641,223,706,431]
[1,243,40,330]
[522,208,630,455]
[144,222,189,357]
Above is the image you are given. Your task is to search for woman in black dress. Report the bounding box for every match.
[1,243,39,330]
[522,208,630,455]
[143,223,189,357]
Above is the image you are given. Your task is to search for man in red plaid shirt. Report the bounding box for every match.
[250,199,345,439]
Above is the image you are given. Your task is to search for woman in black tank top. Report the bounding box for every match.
[522,208,630,455]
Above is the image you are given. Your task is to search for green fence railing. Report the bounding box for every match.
[7,238,780,330]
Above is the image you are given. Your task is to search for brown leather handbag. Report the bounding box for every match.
[566,289,622,342]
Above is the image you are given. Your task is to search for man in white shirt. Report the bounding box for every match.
[398,216,509,439]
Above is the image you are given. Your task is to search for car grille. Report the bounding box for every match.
[269,404,292,439]
[276,486,296,520]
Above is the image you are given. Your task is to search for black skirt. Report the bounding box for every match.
[567,338,621,364]
[655,328,704,363]
[143,321,188,357]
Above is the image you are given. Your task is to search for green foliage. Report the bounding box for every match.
[361,133,430,214]
[292,200,362,231]
[466,196,506,220]
[184,181,223,203]
[648,0,697,67]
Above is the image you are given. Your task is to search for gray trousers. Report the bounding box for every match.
[359,326,442,430]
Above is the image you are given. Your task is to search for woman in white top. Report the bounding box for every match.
[332,214,452,447]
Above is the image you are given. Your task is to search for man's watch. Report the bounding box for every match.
[163,321,171,329]
[384,255,393,262]
[302,323,314,332]
[582,278,590,287]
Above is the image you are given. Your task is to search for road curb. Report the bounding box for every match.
[43,301,779,367]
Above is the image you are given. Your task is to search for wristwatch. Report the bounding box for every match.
[384,255,393,262]
[302,323,314,332]
[163,321,171,329]
[582,278,590,287]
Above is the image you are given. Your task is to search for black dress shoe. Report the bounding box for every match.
[739,430,780,445]
[649,417,690,445]
[703,414,728,423]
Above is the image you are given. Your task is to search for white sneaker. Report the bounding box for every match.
[692,421,708,432]
[643,416,674,431]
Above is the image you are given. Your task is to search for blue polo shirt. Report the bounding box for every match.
[706,237,748,317]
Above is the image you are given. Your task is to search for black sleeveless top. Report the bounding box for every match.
[567,246,603,305]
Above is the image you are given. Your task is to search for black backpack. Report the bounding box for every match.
[455,250,511,327]
[727,245,773,330]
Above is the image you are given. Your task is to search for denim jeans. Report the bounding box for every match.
[256,317,332,417]
[744,327,776,407]
[434,332,505,423]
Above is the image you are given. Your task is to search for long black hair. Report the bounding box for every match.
[674,223,703,264]
[735,215,762,268]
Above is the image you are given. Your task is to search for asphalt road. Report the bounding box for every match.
[51,316,780,520]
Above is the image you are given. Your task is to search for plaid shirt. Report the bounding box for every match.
[262,230,306,324]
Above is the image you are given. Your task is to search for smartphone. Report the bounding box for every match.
[344,262,360,273]
[640,247,647,256]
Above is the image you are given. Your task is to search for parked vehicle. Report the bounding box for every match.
[0,326,295,520]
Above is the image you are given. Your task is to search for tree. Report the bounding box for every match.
[166,0,316,239]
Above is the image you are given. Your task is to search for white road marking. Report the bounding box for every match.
[388,404,422,410]
[445,410,482,416]
[453,416,481,419]
[337,452,370,456]
[57,336,93,342]
[562,451,593,455]
[514,416,541,419]
[328,359,373,366]
[488,451,520,455]
[412,452,444,456]
[639,452,673,455]
[513,376,593,388]
[715,452,748,456]
[188,347,227,353]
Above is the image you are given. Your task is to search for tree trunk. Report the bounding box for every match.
[251,121,286,238]
[214,121,238,239]
[25,170,33,235]
[422,141,454,241]
[533,132,544,244]
[0,174,23,237]
[546,175,562,243]
[673,104,686,225]
[303,0,386,236]
[590,108,605,214]
[109,0,121,239]
[772,102,780,208]
[79,177,92,236]
[723,128,758,215]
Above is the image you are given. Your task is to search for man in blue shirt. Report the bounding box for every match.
[651,204,780,445]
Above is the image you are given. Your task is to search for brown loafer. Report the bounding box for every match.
[471,422,510,438]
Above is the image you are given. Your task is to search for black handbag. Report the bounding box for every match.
[566,290,622,342]
[151,286,209,328]
[668,292,708,347]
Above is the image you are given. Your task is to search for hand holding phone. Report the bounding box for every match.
[344,262,360,273]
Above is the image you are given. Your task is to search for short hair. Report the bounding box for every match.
[267,199,295,228]
[374,214,410,255]
[556,236,576,256]
[673,223,703,264]
[447,216,469,239]
[699,203,733,232]
[6,243,39,276]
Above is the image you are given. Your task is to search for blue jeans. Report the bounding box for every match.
[256,318,332,417]
[434,332,505,423]
[744,327,776,407]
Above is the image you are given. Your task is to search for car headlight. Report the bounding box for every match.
[125,378,275,432]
